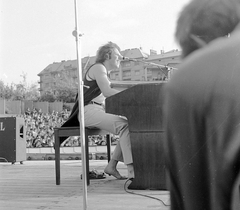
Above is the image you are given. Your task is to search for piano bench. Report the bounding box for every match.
[54,127,111,185]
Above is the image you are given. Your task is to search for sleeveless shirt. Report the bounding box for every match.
[83,63,102,105]
[60,63,104,130]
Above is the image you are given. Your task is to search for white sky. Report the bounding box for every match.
[0,0,190,84]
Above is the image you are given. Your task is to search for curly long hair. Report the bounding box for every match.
[95,42,121,63]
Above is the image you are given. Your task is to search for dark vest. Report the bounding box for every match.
[60,63,102,132]
[83,64,102,105]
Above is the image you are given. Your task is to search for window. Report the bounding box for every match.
[111,73,116,80]
[114,73,119,80]
[124,62,131,67]
[123,71,131,77]
[135,70,140,76]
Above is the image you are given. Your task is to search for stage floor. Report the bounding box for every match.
[0,160,170,210]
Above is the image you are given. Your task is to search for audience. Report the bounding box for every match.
[23,108,69,148]
[22,108,116,148]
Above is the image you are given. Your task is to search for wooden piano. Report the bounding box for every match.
[106,82,167,190]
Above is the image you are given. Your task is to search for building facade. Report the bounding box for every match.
[38,48,182,96]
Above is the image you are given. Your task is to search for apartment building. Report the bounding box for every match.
[38,48,181,96]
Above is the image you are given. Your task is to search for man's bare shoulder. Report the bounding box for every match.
[90,63,106,73]
[88,63,106,78]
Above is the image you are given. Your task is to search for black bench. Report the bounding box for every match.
[54,127,111,185]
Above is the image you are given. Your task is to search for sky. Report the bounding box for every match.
[0,0,190,85]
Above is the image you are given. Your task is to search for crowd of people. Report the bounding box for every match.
[23,108,69,148]
[22,108,115,148]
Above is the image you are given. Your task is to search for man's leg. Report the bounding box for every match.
[84,105,132,178]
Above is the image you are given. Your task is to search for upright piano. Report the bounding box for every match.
[106,82,167,190]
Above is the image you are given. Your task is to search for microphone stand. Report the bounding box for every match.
[137,59,178,70]
[73,0,87,209]
[136,59,178,78]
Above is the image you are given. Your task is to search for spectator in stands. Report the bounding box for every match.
[163,0,240,209]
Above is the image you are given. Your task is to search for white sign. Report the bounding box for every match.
[0,122,5,131]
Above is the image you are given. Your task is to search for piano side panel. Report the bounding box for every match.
[128,132,167,190]
[106,83,167,190]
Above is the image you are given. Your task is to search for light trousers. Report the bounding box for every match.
[84,104,132,165]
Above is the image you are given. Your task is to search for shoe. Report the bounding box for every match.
[81,169,106,179]
[104,169,127,180]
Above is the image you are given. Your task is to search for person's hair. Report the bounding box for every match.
[95,42,121,63]
[175,0,240,58]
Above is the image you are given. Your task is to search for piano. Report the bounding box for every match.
[106,82,167,190]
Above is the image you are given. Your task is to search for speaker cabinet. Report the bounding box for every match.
[0,117,26,163]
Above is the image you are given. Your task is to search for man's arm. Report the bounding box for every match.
[89,64,119,97]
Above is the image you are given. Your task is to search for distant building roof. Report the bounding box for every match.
[82,56,96,65]
[121,48,149,59]
[147,50,181,61]
[37,62,62,76]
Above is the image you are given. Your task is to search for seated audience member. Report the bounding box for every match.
[163,0,240,209]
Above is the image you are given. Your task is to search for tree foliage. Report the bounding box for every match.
[39,70,78,103]
[0,72,40,101]
[1,71,78,102]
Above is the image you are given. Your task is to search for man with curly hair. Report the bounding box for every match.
[62,42,134,179]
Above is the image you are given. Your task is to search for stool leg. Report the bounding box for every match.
[106,134,111,163]
[85,129,90,185]
[54,129,60,185]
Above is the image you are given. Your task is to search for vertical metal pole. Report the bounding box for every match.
[73,0,87,209]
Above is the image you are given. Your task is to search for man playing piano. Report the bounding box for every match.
[61,42,134,179]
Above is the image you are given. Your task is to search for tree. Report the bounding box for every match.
[0,81,15,99]
[0,72,40,100]
[1,70,77,102]
[25,82,40,101]
[51,70,78,102]
[39,89,56,102]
